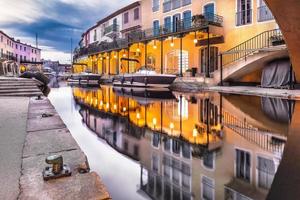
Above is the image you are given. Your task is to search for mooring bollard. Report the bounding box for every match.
[43,155,71,181]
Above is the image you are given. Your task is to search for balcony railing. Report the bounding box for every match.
[103,24,119,35]
[236,9,252,26]
[74,13,223,60]
[0,53,17,61]
[163,1,172,13]
[257,6,274,22]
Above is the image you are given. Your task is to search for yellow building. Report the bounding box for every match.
[74,0,285,85]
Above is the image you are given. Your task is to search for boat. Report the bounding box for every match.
[113,87,175,105]
[113,66,176,88]
[68,71,102,85]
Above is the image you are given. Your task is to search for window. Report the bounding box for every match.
[124,12,129,24]
[204,3,215,22]
[202,176,214,200]
[152,154,159,173]
[257,156,275,189]
[32,49,34,53]
[183,10,192,29]
[163,136,171,151]
[203,152,214,169]
[236,0,252,26]
[24,56,26,61]
[0,35,2,42]
[236,149,251,182]
[166,50,189,74]
[35,49,37,54]
[94,29,97,41]
[0,49,3,56]
[20,45,22,50]
[20,55,22,61]
[16,44,18,49]
[200,46,219,75]
[134,8,139,20]
[24,47,26,51]
[257,0,274,22]
[164,17,172,33]
[152,0,160,12]
[172,13,181,32]
[152,133,160,148]
[153,20,160,36]
[178,96,188,119]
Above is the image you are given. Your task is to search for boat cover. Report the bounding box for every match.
[261,97,294,123]
[261,58,295,88]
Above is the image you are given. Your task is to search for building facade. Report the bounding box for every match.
[0,30,41,76]
[74,0,284,86]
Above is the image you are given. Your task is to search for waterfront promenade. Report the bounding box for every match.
[0,78,110,200]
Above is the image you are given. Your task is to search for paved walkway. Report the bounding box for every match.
[205,86,300,99]
[0,97,29,200]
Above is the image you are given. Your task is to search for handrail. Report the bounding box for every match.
[221,29,283,67]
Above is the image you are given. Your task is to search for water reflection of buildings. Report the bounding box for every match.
[73,86,291,200]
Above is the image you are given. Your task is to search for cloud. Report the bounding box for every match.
[0,0,135,63]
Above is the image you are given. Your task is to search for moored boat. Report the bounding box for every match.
[68,72,102,85]
[113,66,176,88]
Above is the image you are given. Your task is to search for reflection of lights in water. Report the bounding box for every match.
[193,128,198,137]
[136,113,140,119]
[152,118,157,127]
[193,38,198,44]
[123,54,126,57]
[95,99,98,105]
[106,103,109,109]
[169,122,174,130]
[123,107,127,112]
[100,100,103,106]
[136,48,140,52]
[106,56,109,59]
[113,104,117,110]
[114,55,117,59]
[170,42,174,47]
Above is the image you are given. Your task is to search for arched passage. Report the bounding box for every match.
[264,0,300,81]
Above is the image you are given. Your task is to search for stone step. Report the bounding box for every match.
[0,92,43,97]
[0,83,38,86]
[0,78,34,82]
[0,86,39,90]
[0,89,41,94]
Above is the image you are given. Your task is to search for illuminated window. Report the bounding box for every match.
[178,96,188,119]
[166,50,189,74]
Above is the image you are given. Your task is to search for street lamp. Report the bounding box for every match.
[193,127,198,143]
[170,122,174,136]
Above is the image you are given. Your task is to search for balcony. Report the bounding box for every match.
[74,13,223,60]
[103,24,119,36]
[0,53,17,61]
[163,1,172,13]
[257,6,274,22]
[236,9,252,26]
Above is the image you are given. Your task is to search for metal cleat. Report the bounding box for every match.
[43,155,71,181]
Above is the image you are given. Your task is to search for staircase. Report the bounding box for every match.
[215,29,287,84]
[0,77,43,97]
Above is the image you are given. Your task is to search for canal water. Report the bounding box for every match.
[48,84,293,200]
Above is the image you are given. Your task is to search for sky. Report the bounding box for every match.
[0,0,135,63]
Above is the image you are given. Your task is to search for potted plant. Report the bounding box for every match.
[270,35,285,46]
[184,68,192,77]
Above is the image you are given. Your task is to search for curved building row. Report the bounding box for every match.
[0,30,41,76]
[73,0,289,87]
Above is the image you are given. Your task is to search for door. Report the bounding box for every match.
[200,46,218,77]
[153,20,160,36]
[173,14,181,32]
[204,3,214,22]
[164,17,172,33]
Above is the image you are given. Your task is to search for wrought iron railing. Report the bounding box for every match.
[0,53,17,61]
[257,6,274,22]
[236,9,252,26]
[221,29,283,67]
[222,110,286,154]
[103,24,119,35]
[74,13,223,60]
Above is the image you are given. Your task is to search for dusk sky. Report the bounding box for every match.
[0,0,135,63]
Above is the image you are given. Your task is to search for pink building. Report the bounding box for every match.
[0,30,41,75]
[121,1,141,38]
